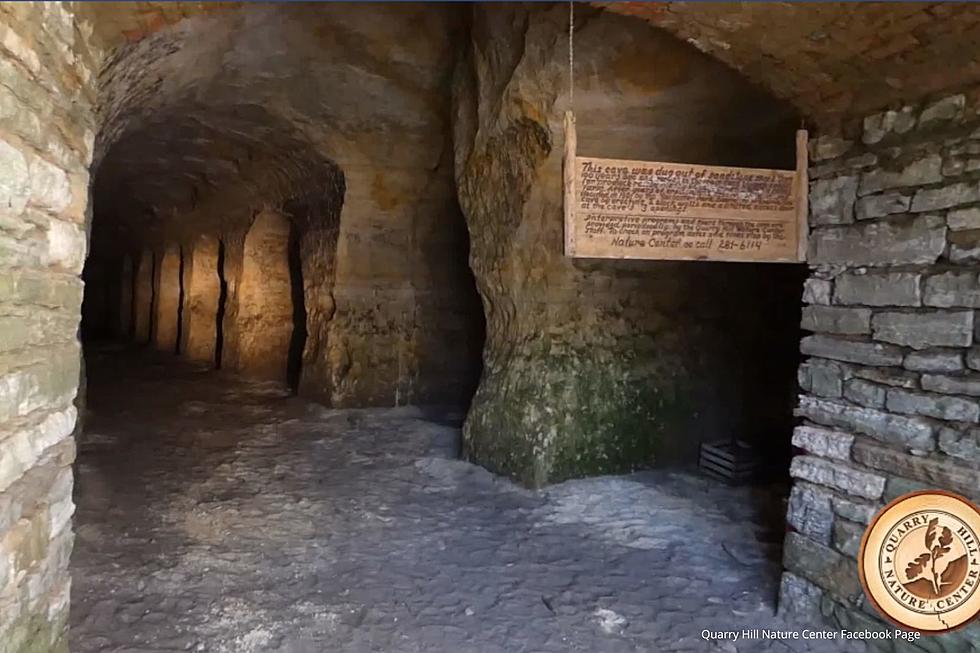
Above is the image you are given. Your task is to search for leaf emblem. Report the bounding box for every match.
[924,518,938,550]
[906,552,932,580]
[935,526,953,561]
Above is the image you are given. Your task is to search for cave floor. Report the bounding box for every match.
[69,345,854,653]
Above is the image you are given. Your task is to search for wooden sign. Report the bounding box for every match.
[563,112,808,263]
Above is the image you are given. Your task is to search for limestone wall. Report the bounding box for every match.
[152,245,181,354]
[117,254,133,338]
[180,235,220,364]
[0,3,98,651]
[780,93,980,649]
[219,232,246,373]
[133,249,153,344]
[232,210,294,382]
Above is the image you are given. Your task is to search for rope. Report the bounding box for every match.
[568,0,574,110]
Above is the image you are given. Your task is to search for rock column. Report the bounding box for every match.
[454,4,801,486]
[153,245,182,353]
[181,235,221,364]
[133,249,154,343]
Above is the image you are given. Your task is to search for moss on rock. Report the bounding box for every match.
[464,337,695,487]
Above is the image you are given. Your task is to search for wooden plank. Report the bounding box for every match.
[795,129,809,263]
[563,139,809,263]
[563,111,577,257]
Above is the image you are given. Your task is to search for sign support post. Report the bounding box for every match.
[564,110,577,258]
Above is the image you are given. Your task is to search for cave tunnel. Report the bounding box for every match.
[14,2,938,650]
[67,6,810,649]
[79,3,487,410]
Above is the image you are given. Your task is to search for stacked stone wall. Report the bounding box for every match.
[0,3,98,651]
[781,93,980,650]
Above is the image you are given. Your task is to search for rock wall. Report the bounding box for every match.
[180,235,220,364]
[780,93,980,649]
[0,3,98,651]
[453,4,802,487]
[231,210,295,382]
[295,218,341,403]
[218,232,246,372]
[85,5,484,408]
[315,163,480,408]
[152,245,181,353]
[133,249,153,344]
[117,254,132,338]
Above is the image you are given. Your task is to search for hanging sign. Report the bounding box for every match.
[563,112,809,263]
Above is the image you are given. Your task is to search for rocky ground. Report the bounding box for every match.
[69,345,861,652]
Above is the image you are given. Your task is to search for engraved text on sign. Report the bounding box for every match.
[572,157,800,261]
[562,114,809,263]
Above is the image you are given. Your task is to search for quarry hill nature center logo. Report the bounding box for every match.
[859,491,980,634]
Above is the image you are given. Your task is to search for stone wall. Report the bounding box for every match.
[0,3,98,651]
[180,235,220,364]
[454,4,803,487]
[230,210,295,382]
[133,249,153,344]
[152,244,180,354]
[117,254,132,338]
[780,93,980,649]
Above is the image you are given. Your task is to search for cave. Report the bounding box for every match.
[5,3,980,652]
[80,4,485,407]
[70,5,806,647]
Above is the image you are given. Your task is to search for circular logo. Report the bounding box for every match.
[859,491,980,633]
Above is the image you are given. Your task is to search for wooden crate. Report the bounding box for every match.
[699,440,763,484]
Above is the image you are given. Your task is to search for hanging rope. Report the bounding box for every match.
[568,0,574,110]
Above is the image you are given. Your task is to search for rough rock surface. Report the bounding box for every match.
[453,4,802,486]
[133,250,154,343]
[180,235,221,364]
[84,4,484,407]
[152,245,181,353]
[71,347,848,653]
[602,4,980,128]
[225,210,294,381]
[0,3,98,651]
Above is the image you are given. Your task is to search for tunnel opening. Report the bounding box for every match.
[79,2,488,421]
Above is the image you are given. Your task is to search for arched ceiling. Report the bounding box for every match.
[78,2,980,136]
[601,2,980,128]
[78,3,462,253]
[75,1,980,255]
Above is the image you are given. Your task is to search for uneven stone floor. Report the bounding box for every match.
[69,345,859,652]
